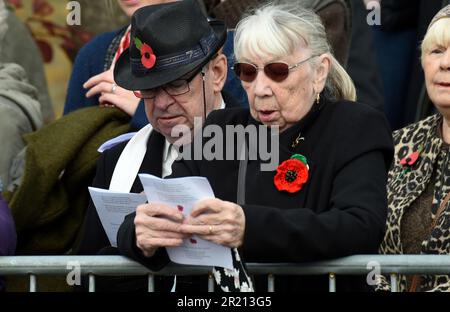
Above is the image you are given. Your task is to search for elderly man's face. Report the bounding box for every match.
[143,64,218,144]
[241,48,329,133]
[422,44,450,110]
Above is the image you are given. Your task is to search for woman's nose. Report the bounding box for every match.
[440,48,450,70]
[253,70,273,97]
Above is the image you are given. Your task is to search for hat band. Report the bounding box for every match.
[131,31,218,77]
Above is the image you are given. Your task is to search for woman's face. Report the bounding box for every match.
[423,43,450,110]
[240,49,329,132]
[117,0,176,17]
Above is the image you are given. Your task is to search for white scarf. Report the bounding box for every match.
[109,123,180,290]
[109,123,153,192]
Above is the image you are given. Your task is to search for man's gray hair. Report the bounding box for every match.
[0,0,9,55]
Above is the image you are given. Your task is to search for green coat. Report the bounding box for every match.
[4,106,132,254]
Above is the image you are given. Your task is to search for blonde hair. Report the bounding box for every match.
[234,3,356,101]
[421,18,450,60]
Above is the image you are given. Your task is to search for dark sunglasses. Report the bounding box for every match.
[232,55,318,83]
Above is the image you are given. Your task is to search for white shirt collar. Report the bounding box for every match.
[162,140,178,178]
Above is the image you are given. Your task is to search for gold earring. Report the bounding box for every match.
[316,93,320,104]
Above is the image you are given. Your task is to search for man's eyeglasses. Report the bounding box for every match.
[133,69,201,99]
[232,55,318,83]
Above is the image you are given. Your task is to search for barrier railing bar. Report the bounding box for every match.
[390,273,398,292]
[2,255,450,292]
[2,255,450,276]
[29,274,36,292]
[267,274,275,292]
[148,274,154,292]
[329,273,336,292]
[208,273,214,292]
[88,274,95,293]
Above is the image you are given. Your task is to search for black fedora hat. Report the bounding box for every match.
[114,0,227,91]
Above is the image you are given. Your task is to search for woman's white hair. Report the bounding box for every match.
[421,17,450,61]
[234,3,356,102]
[0,0,8,55]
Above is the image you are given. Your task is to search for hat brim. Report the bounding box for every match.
[114,20,227,91]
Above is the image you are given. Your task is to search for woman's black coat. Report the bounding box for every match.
[118,99,394,291]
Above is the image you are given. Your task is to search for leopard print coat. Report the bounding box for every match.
[377,114,450,292]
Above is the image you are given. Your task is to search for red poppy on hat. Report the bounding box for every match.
[134,37,156,69]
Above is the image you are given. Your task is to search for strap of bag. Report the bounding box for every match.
[237,138,248,206]
[409,189,450,291]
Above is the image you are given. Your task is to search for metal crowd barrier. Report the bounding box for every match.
[1,255,450,292]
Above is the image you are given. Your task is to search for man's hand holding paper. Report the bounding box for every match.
[134,202,187,257]
[138,174,234,269]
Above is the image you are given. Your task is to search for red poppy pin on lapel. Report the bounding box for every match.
[399,150,420,166]
[134,37,156,69]
[274,154,309,193]
[399,145,423,168]
[396,145,423,181]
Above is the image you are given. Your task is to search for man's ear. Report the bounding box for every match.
[209,53,228,93]
[313,53,331,93]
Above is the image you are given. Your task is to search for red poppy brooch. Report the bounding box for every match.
[399,150,421,166]
[134,37,156,69]
[274,154,309,193]
[396,145,423,181]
